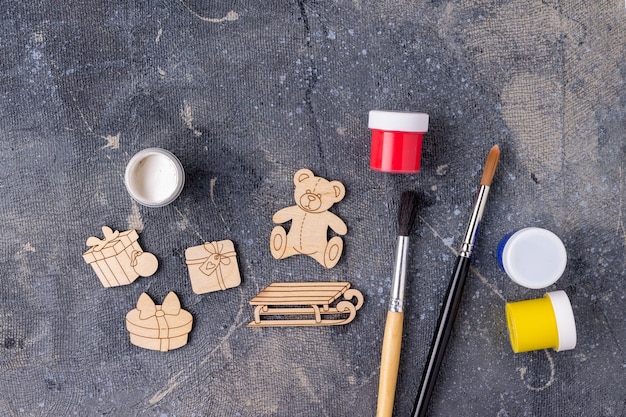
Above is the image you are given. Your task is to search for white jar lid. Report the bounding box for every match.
[124,148,185,207]
[368,110,429,133]
[500,227,567,289]
[546,290,577,351]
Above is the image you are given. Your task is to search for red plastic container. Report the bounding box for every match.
[368,110,429,174]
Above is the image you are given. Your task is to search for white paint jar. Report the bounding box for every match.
[497,227,567,289]
[124,148,185,207]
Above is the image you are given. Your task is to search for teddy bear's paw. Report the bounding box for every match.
[323,236,344,268]
[270,226,288,259]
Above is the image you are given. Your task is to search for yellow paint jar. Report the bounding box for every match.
[505,290,576,353]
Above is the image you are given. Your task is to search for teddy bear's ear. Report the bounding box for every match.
[330,180,346,202]
[294,168,314,185]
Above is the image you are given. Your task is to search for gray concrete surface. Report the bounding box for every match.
[1,1,624,416]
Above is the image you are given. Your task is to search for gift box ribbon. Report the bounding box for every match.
[130,250,143,267]
[186,242,236,290]
[135,292,182,350]
[137,292,181,319]
[86,226,120,251]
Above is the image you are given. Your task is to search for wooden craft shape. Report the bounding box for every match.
[185,240,241,294]
[126,292,193,351]
[83,226,158,287]
[270,168,347,268]
[248,282,363,327]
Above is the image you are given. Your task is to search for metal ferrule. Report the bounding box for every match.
[459,185,490,258]
[389,235,409,312]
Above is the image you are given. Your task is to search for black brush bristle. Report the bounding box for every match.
[398,190,419,236]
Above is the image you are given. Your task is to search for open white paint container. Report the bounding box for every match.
[124,148,185,207]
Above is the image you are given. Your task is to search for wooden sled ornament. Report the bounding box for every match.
[270,168,347,268]
[248,282,363,327]
[126,292,193,352]
[83,226,158,287]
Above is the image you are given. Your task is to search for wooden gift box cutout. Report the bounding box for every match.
[248,282,364,327]
[270,168,348,269]
[83,226,158,287]
[185,240,241,294]
[126,292,193,352]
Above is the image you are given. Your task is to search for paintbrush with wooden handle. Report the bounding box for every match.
[376,190,420,417]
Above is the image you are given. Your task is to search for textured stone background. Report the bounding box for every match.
[1,1,624,416]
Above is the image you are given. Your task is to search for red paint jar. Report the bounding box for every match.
[368,110,429,173]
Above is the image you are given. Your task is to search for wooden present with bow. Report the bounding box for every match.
[83,226,158,287]
[185,240,241,294]
[125,292,193,352]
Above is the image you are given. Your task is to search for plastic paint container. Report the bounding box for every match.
[125,148,185,207]
[505,290,577,353]
[368,110,429,173]
[497,227,567,289]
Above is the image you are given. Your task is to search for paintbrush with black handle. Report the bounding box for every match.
[412,145,500,417]
[376,190,420,417]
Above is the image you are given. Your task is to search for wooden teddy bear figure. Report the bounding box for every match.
[270,168,347,268]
